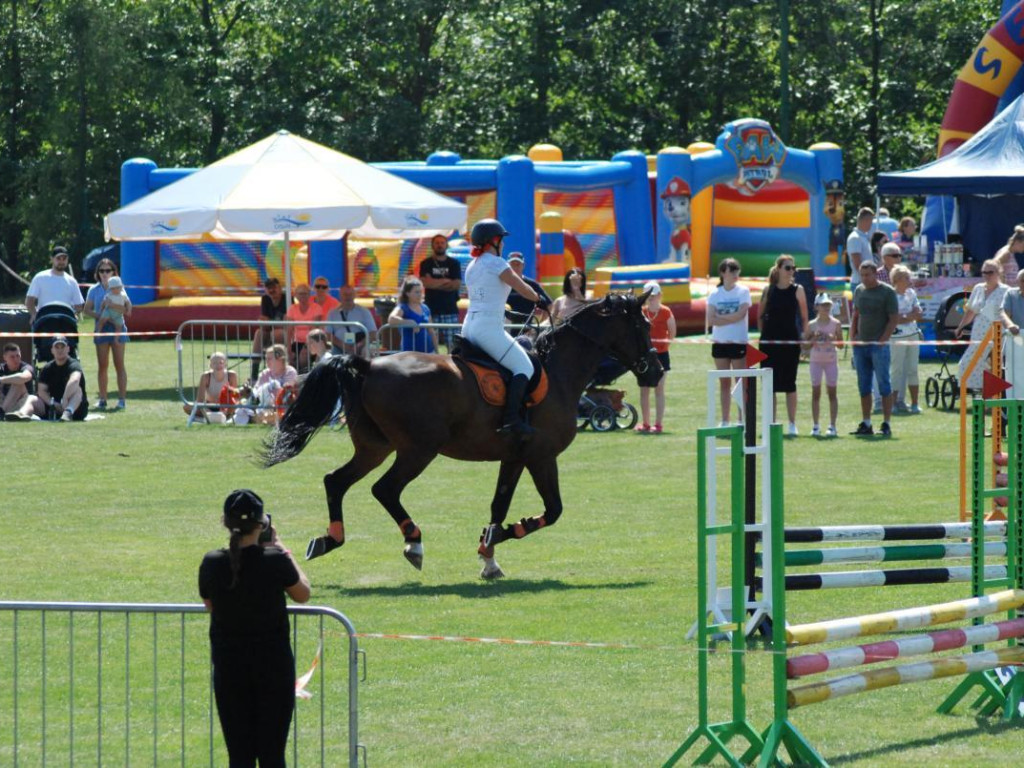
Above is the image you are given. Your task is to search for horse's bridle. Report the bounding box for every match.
[562,304,657,377]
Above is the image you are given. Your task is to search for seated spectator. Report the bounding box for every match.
[251,277,289,384]
[306,329,334,366]
[250,344,299,425]
[312,276,340,314]
[285,284,325,372]
[184,352,239,424]
[1,343,41,421]
[326,284,377,357]
[388,276,437,353]
[37,335,88,421]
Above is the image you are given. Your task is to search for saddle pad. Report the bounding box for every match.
[465,361,548,408]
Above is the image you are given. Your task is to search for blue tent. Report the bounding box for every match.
[877,93,1024,265]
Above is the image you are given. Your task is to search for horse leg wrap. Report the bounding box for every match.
[508,516,546,540]
[328,521,345,543]
[400,519,422,542]
[478,525,502,557]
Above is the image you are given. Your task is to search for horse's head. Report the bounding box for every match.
[572,291,664,387]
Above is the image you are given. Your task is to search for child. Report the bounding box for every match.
[99,276,130,332]
[804,293,842,437]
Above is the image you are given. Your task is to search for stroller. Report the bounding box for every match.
[32,303,79,364]
[925,290,971,411]
[576,357,639,432]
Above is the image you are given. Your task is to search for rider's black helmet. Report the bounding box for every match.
[470,219,509,248]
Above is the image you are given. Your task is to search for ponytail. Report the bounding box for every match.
[470,245,485,258]
[227,531,244,589]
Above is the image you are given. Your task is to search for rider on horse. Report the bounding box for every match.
[463,219,540,436]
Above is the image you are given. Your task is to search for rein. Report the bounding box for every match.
[539,300,654,376]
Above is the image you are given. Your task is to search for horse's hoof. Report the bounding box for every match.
[480,559,505,580]
[306,535,343,561]
[403,542,424,570]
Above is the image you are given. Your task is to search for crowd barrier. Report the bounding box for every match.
[0,601,365,767]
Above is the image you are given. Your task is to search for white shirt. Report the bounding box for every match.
[464,253,511,314]
[894,287,921,336]
[846,229,872,288]
[707,283,750,344]
[27,270,85,309]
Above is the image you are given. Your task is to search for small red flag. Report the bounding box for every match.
[983,370,1012,399]
[746,344,768,368]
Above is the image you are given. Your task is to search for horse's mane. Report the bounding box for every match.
[535,292,642,360]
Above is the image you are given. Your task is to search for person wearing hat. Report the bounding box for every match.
[35,335,88,421]
[25,245,85,326]
[199,490,310,768]
[636,280,676,434]
[83,256,131,409]
[803,293,843,437]
[504,252,552,325]
[417,233,462,351]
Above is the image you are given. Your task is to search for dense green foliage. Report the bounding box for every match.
[0,0,1000,287]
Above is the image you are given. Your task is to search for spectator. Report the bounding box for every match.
[311,276,340,314]
[803,293,842,437]
[326,284,377,357]
[83,259,130,410]
[504,252,552,325]
[758,254,808,436]
[956,258,1009,393]
[251,277,289,383]
[199,490,310,768]
[846,208,875,290]
[877,242,902,285]
[37,335,88,422]
[636,281,676,434]
[890,265,924,414]
[389,276,437,353]
[1,343,40,421]
[251,344,299,424]
[550,267,589,325]
[184,351,239,423]
[705,257,750,427]
[870,231,889,262]
[895,216,920,265]
[284,283,325,372]
[850,262,899,437]
[25,245,84,326]
[999,268,1024,399]
[306,328,334,365]
[417,234,461,350]
[994,226,1024,284]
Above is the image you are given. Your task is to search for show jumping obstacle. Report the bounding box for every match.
[666,398,1024,768]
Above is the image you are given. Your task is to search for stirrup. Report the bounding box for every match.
[498,420,535,436]
[306,535,344,561]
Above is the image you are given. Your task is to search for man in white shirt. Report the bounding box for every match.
[846,208,875,290]
[25,246,85,324]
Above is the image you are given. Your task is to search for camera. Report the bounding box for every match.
[258,514,274,544]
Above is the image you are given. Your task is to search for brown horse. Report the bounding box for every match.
[262,290,663,578]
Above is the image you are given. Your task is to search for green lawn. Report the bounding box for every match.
[2,336,1019,766]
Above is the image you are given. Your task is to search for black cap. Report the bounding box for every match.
[51,245,69,257]
[50,335,69,347]
[223,489,265,527]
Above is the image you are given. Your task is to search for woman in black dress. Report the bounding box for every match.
[199,490,311,768]
[758,254,809,435]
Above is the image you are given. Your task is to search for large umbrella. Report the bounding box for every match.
[104,130,467,299]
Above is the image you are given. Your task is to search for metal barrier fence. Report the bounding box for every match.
[0,601,365,767]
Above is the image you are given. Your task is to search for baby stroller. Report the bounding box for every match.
[576,357,639,432]
[925,290,971,411]
[32,303,79,364]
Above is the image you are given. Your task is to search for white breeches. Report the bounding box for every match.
[462,310,533,377]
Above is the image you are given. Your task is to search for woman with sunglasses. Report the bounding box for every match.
[956,258,1008,392]
[83,258,129,410]
[758,255,809,435]
[706,258,750,426]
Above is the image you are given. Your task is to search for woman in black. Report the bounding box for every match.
[199,490,311,768]
[758,254,808,436]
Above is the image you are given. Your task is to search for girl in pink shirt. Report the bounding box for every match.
[803,293,842,437]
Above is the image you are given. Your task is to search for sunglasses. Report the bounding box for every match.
[98,268,114,274]
[781,264,795,271]
[720,264,740,272]
[314,285,328,290]
[982,270,997,275]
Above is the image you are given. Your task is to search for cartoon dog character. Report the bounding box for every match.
[661,176,692,264]
[823,179,845,267]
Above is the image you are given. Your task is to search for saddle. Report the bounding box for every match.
[451,335,548,408]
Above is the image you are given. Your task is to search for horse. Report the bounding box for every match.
[261,290,663,578]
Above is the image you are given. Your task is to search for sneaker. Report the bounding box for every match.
[826,425,838,438]
[718,420,730,428]
[114,399,126,411]
[5,412,27,422]
[652,424,663,434]
[909,404,922,414]
[95,399,107,410]
[880,422,892,437]
[635,424,651,433]
[60,410,73,422]
[894,402,909,413]
[811,425,821,437]
[787,422,799,437]
[851,421,874,436]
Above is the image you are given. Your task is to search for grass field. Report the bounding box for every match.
[2,336,1020,766]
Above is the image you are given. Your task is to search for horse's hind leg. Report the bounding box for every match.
[371,449,437,570]
[306,443,392,561]
[479,461,525,579]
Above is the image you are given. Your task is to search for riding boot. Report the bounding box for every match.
[498,374,535,436]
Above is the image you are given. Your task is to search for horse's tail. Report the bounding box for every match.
[260,355,370,467]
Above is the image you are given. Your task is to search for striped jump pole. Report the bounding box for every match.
[787,617,1024,678]
[762,540,1006,567]
[787,646,1024,709]
[785,588,1024,646]
[762,564,1008,593]
[783,521,1007,544]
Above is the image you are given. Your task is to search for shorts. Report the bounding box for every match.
[94,321,128,345]
[809,359,838,388]
[853,343,892,397]
[712,343,746,360]
[657,351,671,372]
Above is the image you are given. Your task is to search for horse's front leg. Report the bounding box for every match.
[371,449,437,570]
[479,460,525,579]
[488,458,563,546]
